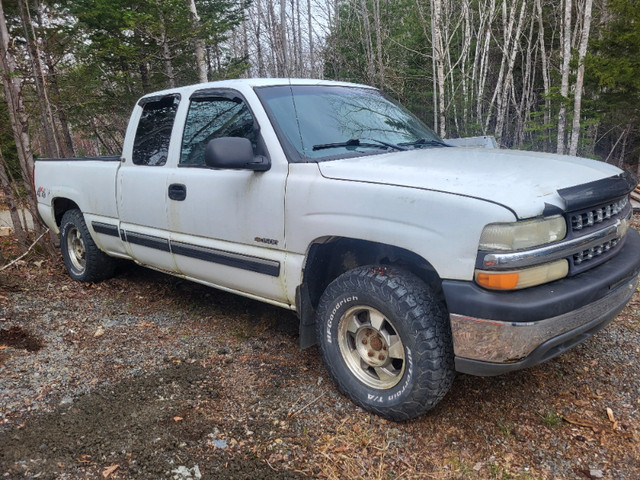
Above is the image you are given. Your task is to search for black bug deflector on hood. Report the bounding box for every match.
[557,170,638,211]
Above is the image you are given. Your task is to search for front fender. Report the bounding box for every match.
[285,164,516,282]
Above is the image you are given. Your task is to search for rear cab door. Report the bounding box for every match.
[116,94,181,272]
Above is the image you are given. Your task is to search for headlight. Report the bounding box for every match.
[479,215,566,251]
[475,259,569,290]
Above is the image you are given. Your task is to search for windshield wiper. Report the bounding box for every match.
[400,138,451,148]
[312,138,408,152]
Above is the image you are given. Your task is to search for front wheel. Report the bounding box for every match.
[316,265,454,421]
[60,209,117,282]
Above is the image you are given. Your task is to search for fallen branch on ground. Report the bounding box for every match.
[0,229,50,272]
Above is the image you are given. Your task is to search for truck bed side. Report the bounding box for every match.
[35,156,121,236]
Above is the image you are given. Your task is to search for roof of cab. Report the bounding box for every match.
[138,78,373,102]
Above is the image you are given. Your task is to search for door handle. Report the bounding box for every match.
[168,183,186,201]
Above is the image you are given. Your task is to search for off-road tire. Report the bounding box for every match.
[60,209,117,282]
[316,265,455,421]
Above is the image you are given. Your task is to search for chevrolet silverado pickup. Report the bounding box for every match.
[34,79,640,420]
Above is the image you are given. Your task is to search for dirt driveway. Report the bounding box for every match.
[1,219,639,479]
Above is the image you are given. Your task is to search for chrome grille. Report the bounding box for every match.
[571,197,628,231]
[573,238,620,265]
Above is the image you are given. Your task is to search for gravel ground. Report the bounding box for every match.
[1,215,639,479]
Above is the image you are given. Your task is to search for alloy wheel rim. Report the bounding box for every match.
[337,305,405,389]
[66,227,86,272]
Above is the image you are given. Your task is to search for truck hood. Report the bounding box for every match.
[317,147,623,219]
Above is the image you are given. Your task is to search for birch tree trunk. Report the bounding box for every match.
[267,1,282,76]
[535,0,551,150]
[569,0,593,156]
[19,0,60,158]
[483,0,518,136]
[474,0,496,131]
[0,4,34,180]
[242,18,249,76]
[280,0,288,75]
[617,125,629,168]
[557,0,572,155]
[372,0,384,87]
[289,0,298,74]
[159,14,176,88]
[307,0,314,75]
[431,0,447,138]
[41,2,75,159]
[138,58,151,91]
[515,7,536,147]
[0,0,44,239]
[255,0,266,76]
[460,0,471,128]
[494,0,527,143]
[187,0,208,83]
[359,0,376,85]
[413,0,437,131]
[296,0,302,75]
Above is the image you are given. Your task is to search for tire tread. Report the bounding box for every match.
[316,265,455,421]
[60,209,117,283]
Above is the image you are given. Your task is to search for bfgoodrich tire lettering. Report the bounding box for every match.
[60,209,117,282]
[316,265,454,421]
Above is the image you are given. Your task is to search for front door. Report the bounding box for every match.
[167,90,289,304]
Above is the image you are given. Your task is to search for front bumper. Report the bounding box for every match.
[443,228,640,376]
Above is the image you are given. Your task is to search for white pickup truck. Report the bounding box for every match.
[35,79,640,420]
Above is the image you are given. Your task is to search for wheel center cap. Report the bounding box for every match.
[355,328,388,367]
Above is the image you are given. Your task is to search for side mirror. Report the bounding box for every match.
[204,137,270,172]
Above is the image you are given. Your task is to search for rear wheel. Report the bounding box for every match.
[60,209,117,282]
[316,265,454,421]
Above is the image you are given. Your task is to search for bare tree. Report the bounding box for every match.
[430,0,447,137]
[372,0,384,87]
[0,0,48,248]
[157,12,176,88]
[494,0,527,143]
[18,0,60,158]
[535,0,551,150]
[307,0,314,75]
[187,0,208,83]
[255,0,266,76]
[569,0,594,156]
[358,0,376,85]
[472,0,496,132]
[557,0,572,154]
[280,0,288,74]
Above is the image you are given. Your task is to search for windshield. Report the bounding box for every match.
[255,85,444,162]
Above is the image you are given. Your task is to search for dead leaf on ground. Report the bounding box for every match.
[606,407,615,423]
[563,414,600,430]
[102,464,119,478]
[173,416,183,422]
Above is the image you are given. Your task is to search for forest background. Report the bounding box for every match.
[1,0,639,252]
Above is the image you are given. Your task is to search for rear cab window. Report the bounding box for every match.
[132,95,180,166]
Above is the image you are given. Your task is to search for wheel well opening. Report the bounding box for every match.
[303,238,443,310]
[53,199,80,226]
